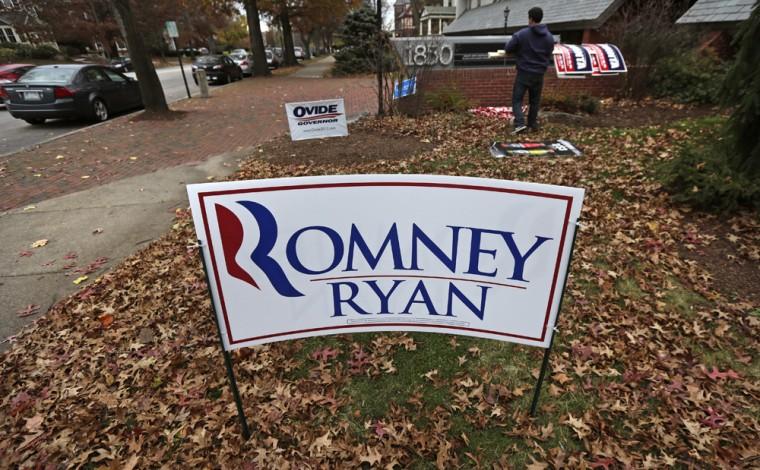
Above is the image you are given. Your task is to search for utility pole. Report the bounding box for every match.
[376,0,384,116]
[504,7,510,68]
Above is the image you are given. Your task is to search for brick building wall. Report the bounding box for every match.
[413,66,625,108]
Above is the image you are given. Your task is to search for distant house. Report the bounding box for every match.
[394,0,416,37]
[676,0,755,54]
[443,0,625,42]
[0,0,56,47]
[419,1,456,36]
[677,0,754,24]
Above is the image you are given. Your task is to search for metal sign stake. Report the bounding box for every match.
[529,220,580,417]
[196,240,251,440]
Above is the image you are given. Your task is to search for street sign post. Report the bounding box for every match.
[166,20,191,99]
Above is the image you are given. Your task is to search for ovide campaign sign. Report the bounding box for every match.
[188,175,584,351]
[285,98,348,141]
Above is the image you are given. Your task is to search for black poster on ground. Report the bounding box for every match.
[490,140,582,158]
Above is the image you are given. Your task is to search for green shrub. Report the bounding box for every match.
[542,94,601,114]
[61,45,83,58]
[0,47,15,63]
[424,86,471,113]
[12,43,34,58]
[658,141,760,212]
[30,45,58,60]
[650,51,725,104]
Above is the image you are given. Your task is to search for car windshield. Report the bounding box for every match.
[17,67,77,84]
[196,56,221,64]
[231,53,246,60]
[266,51,273,59]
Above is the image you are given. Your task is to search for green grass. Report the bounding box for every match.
[335,330,598,467]
[661,277,708,319]
[345,333,463,419]
[616,276,645,300]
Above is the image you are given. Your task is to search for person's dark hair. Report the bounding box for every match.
[529,7,543,23]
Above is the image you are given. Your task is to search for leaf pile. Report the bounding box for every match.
[0,112,758,468]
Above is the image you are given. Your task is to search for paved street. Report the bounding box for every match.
[0,64,200,157]
[0,58,375,349]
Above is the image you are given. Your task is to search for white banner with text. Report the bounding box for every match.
[188,175,584,350]
[285,98,348,141]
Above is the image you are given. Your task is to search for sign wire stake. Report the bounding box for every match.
[529,220,580,417]
[196,239,252,440]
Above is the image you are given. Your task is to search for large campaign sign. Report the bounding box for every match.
[285,98,348,141]
[187,175,584,351]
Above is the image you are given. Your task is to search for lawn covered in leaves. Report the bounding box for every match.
[1,112,758,468]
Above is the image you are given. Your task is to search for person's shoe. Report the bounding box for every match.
[528,125,541,133]
[512,125,528,135]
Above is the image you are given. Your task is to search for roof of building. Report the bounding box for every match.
[421,6,456,19]
[676,0,754,24]
[444,0,625,35]
[0,10,44,27]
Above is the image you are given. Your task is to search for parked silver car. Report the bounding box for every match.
[230,51,252,76]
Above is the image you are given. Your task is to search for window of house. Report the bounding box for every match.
[0,27,18,44]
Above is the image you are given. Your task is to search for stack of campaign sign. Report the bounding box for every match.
[553,43,627,79]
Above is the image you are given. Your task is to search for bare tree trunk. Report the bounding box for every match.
[299,30,311,59]
[376,0,384,116]
[279,3,298,66]
[111,0,168,114]
[244,0,270,76]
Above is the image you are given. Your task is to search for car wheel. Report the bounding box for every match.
[225,73,231,84]
[25,118,45,125]
[91,98,109,122]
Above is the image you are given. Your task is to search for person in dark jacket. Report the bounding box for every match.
[505,7,555,134]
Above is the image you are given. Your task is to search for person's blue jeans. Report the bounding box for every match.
[512,70,545,128]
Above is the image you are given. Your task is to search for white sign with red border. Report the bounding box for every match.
[187,175,584,351]
[285,98,348,141]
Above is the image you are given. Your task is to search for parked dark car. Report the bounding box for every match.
[110,57,133,72]
[0,63,34,105]
[2,64,143,125]
[191,55,243,85]
[265,50,279,69]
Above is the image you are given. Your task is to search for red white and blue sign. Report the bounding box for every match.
[553,43,627,78]
[285,98,348,141]
[582,43,627,75]
[553,44,593,77]
[187,175,584,351]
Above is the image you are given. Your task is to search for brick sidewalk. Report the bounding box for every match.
[0,76,376,212]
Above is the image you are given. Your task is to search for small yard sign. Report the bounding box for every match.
[188,175,584,351]
[165,21,179,39]
[393,76,417,99]
[285,98,348,141]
